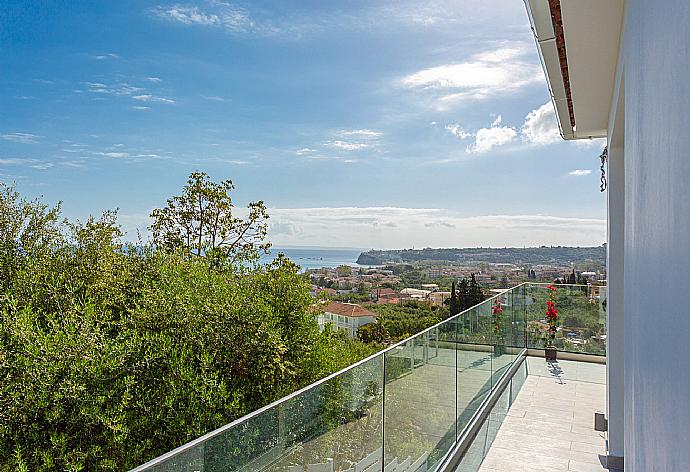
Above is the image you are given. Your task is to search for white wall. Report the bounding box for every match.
[623,0,690,469]
[606,84,625,460]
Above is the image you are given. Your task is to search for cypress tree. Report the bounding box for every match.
[447,281,461,316]
[468,273,485,307]
[458,278,470,310]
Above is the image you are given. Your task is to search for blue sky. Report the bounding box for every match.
[1,0,606,249]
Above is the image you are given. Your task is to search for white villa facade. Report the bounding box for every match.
[318,302,376,338]
[525,1,690,469]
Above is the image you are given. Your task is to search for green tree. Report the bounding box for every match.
[0,184,382,472]
[446,281,462,316]
[337,265,352,277]
[0,183,63,293]
[150,172,270,263]
[358,318,387,343]
[467,273,485,307]
[457,278,470,310]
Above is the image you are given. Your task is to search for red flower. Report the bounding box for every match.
[546,284,556,291]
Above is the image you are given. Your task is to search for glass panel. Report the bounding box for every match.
[143,444,206,472]
[276,355,384,472]
[453,357,529,472]
[526,283,607,355]
[201,407,280,472]
[140,354,384,472]
[384,325,457,471]
[456,300,493,439]
[454,415,488,472]
[491,291,513,386]
[135,285,535,472]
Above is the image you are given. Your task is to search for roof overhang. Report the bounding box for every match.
[524,0,625,140]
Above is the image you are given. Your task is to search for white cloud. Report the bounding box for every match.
[84,82,145,96]
[30,162,54,170]
[119,212,153,240]
[147,77,162,82]
[82,82,175,106]
[320,129,381,152]
[204,95,230,102]
[132,94,176,104]
[87,147,166,162]
[569,169,592,176]
[521,102,561,145]
[338,129,382,138]
[400,44,544,106]
[0,158,32,165]
[96,152,130,158]
[302,155,345,161]
[326,140,370,151]
[155,6,220,25]
[466,115,516,153]
[0,132,39,144]
[153,3,259,33]
[0,156,55,169]
[267,207,606,248]
[444,123,471,140]
[296,148,318,155]
[132,106,150,110]
[93,53,119,60]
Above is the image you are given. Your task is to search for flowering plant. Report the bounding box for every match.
[543,284,559,347]
[492,298,505,344]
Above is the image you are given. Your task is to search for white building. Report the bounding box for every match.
[318,302,377,338]
[400,288,432,299]
[525,1,690,469]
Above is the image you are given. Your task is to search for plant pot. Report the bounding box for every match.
[494,344,506,356]
[545,346,557,361]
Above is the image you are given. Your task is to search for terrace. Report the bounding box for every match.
[131,283,610,472]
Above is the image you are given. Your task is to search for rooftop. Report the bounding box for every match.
[324,301,376,318]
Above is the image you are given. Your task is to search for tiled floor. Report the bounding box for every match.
[526,357,606,385]
[478,359,609,472]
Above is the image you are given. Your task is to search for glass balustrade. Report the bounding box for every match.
[131,283,605,472]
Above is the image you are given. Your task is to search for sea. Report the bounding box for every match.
[260,247,366,271]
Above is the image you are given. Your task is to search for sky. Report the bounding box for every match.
[0,0,607,249]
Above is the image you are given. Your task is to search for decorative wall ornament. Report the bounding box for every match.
[600,146,608,192]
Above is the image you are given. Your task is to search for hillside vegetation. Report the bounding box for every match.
[357,246,606,267]
[0,178,379,471]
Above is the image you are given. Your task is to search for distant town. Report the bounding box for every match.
[308,245,605,301]
[304,245,607,342]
